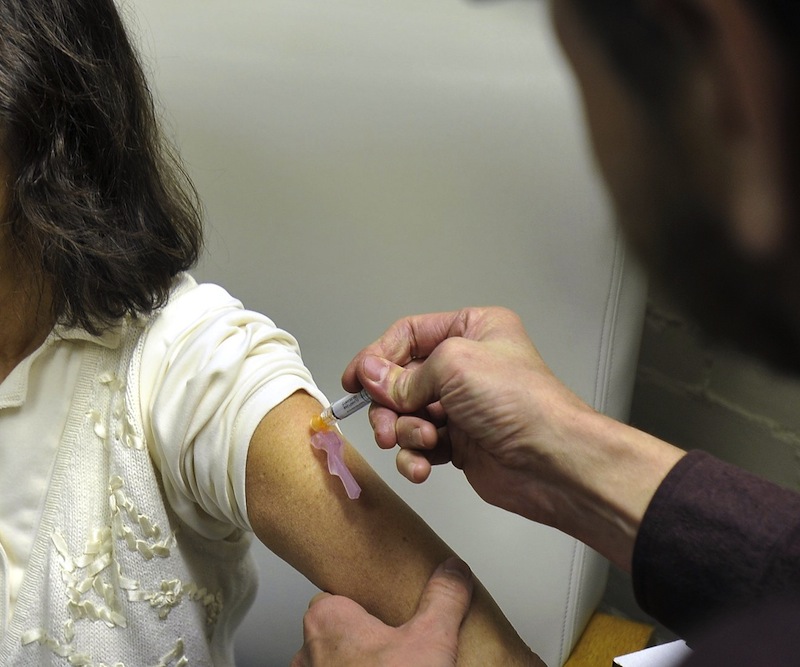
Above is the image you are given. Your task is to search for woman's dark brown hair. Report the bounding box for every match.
[0,0,202,334]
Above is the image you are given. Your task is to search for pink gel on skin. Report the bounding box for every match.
[310,429,362,500]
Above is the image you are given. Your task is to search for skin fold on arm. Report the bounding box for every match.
[245,390,539,666]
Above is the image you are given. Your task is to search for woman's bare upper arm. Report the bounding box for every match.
[245,390,445,623]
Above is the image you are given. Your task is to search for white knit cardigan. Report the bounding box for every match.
[0,315,256,666]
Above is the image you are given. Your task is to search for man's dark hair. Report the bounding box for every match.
[570,0,800,109]
[0,0,203,334]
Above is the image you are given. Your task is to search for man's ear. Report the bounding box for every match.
[655,0,792,258]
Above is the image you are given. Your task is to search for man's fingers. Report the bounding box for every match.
[396,448,433,483]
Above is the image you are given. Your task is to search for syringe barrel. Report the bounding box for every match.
[329,389,371,420]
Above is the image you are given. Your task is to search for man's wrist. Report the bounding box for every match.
[551,410,686,571]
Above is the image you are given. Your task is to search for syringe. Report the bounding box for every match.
[310,389,372,432]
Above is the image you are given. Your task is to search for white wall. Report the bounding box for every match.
[123,2,647,665]
[632,288,800,491]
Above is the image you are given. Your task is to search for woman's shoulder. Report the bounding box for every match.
[143,273,279,341]
[163,273,243,314]
[138,272,299,376]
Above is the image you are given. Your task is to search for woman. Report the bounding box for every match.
[0,1,537,664]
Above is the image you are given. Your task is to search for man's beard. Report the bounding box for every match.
[628,192,800,376]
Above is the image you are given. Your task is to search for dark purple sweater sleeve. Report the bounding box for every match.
[632,450,800,639]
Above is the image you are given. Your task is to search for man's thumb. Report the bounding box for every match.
[359,355,439,414]
[412,557,474,635]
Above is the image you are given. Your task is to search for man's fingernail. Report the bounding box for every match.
[363,355,389,383]
[442,557,472,581]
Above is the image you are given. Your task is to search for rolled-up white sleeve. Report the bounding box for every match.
[139,276,328,540]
